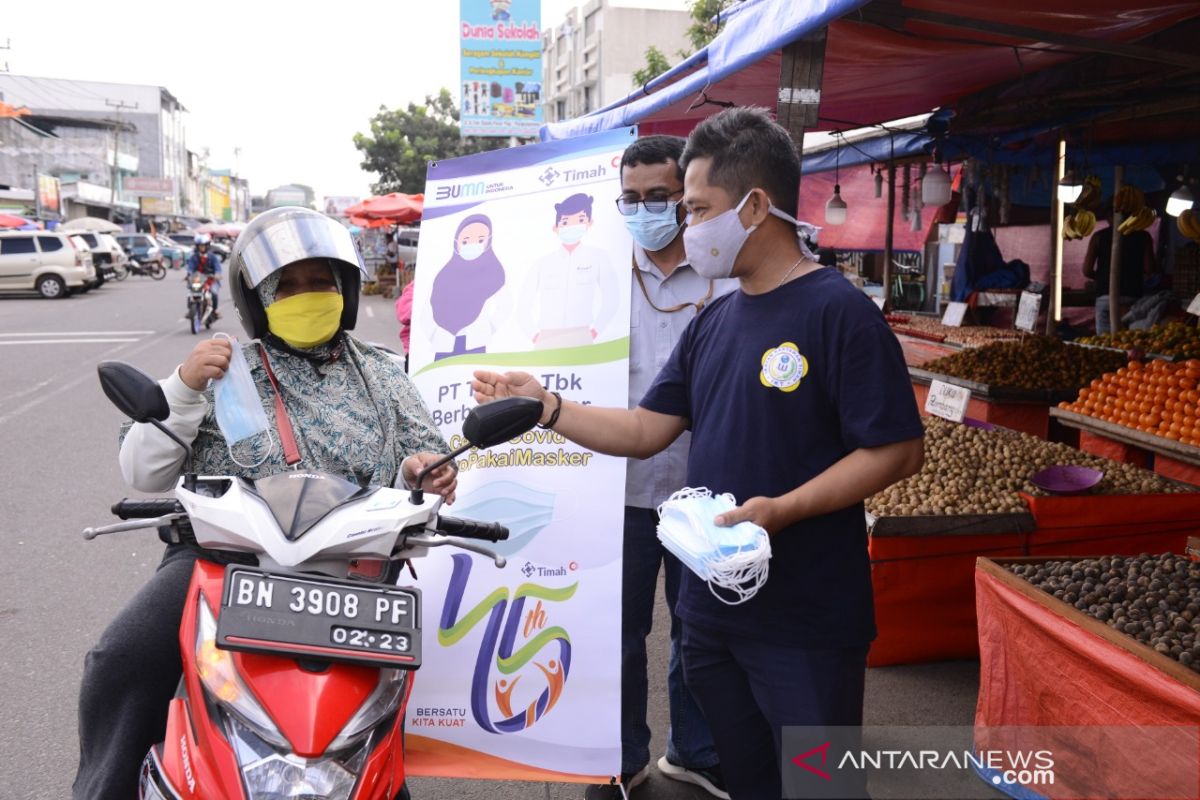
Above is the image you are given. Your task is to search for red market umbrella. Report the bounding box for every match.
[0,212,33,228]
[349,193,424,224]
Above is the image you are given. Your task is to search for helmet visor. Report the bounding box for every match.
[238,213,370,288]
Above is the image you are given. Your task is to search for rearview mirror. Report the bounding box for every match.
[98,361,169,423]
[463,397,544,449]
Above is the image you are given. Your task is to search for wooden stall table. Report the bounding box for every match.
[1050,407,1200,486]
[909,367,1070,440]
[975,556,1200,799]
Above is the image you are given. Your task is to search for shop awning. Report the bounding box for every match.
[541,0,1200,142]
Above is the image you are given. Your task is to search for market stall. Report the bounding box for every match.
[1054,357,1200,484]
[909,336,1126,438]
[974,554,1200,798]
[865,416,1198,666]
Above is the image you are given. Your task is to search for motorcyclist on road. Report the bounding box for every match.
[186,233,223,319]
[73,206,453,800]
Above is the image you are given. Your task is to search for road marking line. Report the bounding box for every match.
[0,338,142,345]
[0,331,155,337]
[365,306,375,318]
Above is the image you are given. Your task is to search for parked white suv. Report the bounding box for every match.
[0,231,95,298]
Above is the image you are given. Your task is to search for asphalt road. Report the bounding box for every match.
[0,275,983,800]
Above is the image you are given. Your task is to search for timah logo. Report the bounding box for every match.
[539,166,560,186]
[522,561,536,578]
[439,554,578,733]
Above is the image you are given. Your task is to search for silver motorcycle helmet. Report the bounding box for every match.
[228,206,371,340]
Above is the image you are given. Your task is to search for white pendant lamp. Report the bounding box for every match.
[825,185,847,225]
[1167,184,1194,217]
[922,163,952,207]
[1056,170,1083,204]
[825,134,847,225]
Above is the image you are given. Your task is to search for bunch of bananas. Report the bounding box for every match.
[1178,209,1200,244]
[1118,206,1157,236]
[1114,185,1146,215]
[1062,209,1097,240]
[1075,175,1103,211]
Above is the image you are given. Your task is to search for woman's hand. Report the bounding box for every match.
[180,338,233,391]
[403,452,458,504]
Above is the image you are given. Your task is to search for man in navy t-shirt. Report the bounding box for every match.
[473,107,924,799]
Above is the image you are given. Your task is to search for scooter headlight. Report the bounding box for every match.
[228,716,368,800]
[195,598,289,748]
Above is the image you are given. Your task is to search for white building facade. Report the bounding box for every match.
[542,0,691,123]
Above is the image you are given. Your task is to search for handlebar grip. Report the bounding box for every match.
[111,498,184,520]
[436,516,510,542]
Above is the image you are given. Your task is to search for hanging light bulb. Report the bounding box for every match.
[873,168,883,198]
[1057,169,1083,204]
[911,206,923,231]
[1166,183,1194,218]
[826,134,847,225]
[826,184,847,225]
[922,163,952,207]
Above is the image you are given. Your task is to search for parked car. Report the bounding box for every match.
[114,233,162,267]
[100,233,129,269]
[394,226,420,268]
[70,231,122,282]
[0,230,95,298]
[166,232,196,256]
[155,235,187,270]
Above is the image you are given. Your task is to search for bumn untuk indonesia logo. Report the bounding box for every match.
[438,553,578,733]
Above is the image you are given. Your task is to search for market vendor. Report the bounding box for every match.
[1082,207,1157,334]
[472,106,925,799]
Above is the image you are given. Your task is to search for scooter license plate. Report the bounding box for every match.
[216,566,422,669]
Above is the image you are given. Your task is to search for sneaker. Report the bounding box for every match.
[657,756,730,800]
[583,764,650,799]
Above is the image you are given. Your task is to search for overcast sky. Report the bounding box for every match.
[3,0,689,202]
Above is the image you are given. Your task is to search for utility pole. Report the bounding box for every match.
[105,98,138,221]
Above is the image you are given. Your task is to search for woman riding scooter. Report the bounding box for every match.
[74,206,456,800]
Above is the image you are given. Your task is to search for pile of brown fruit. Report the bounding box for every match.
[923,336,1127,393]
[888,314,1026,347]
[865,417,1190,517]
[1007,554,1200,672]
[1076,322,1200,361]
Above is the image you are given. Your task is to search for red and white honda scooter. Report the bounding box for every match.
[86,360,541,800]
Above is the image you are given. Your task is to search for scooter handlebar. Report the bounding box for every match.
[435,516,510,542]
[112,498,184,520]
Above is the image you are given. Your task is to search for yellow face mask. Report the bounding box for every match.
[265,292,344,349]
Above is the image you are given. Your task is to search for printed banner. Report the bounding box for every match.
[460,0,543,138]
[405,127,635,782]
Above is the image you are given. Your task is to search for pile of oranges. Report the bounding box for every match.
[1060,359,1200,445]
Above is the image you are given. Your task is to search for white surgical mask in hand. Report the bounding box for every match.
[657,487,771,605]
[211,333,275,467]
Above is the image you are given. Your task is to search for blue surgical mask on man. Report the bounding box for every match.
[624,202,682,252]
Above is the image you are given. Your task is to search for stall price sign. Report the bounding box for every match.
[1187,292,1200,317]
[925,379,971,423]
[941,301,968,327]
[1015,291,1043,332]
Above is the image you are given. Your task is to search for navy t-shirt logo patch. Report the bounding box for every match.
[760,342,807,392]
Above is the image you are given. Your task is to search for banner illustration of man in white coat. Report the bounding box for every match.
[404,127,636,783]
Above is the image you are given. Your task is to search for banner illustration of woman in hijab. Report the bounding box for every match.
[422,213,512,362]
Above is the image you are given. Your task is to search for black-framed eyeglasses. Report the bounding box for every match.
[614,189,684,216]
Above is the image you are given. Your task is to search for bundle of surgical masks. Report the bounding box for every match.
[657,487,771,605]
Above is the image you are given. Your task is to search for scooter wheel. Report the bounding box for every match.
[190,311,202,335]
[113,265,128,281]
[150,263,167,280]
